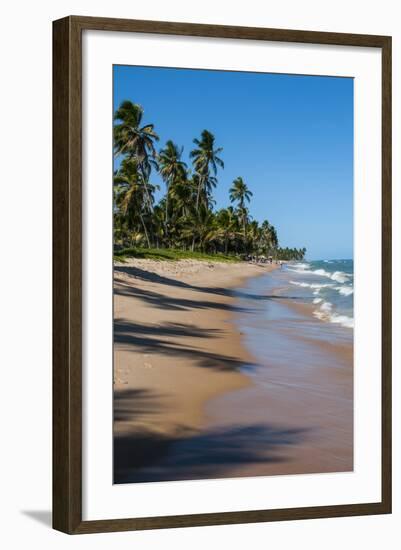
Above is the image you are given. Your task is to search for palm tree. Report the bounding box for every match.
[113,158,158,248]
[151,205,166,249]
[169,177,196,219]
[158,140,187,238]
[114,100,159,215]
[248,220,259,247]
[114,100,159,164]
[215,207,239,254]
[182,204,217,252]
[229,177,253,248]
[190,130,224,210]
[259,220,278,256]
[229,177,253,210]
[270,225,278,249]
[112,101,308,260]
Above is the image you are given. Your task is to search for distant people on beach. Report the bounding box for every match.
[243,255,285,266]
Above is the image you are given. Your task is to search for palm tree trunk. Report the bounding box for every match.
[143,183,153,212]
[139,213,151,248]
[196,181,201,211]
[195,174,204,211]
[165,182,169,244]
[140,165,154,215]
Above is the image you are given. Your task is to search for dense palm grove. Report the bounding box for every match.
[113,100,306,261]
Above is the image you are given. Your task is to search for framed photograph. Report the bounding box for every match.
[53,16,392,534]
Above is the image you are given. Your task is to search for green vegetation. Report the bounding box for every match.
[113,100,306,261]
[114,247,239,263]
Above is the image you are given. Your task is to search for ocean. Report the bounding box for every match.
[285,259,354,329]
[229,258,354,377]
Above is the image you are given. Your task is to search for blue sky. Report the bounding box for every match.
[113,65,353,260]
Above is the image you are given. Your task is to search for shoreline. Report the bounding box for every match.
[113,257,352,483]
[204,269,353,478]
[113,258,274,482]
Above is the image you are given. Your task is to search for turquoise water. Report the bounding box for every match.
[285,259,353,328]
[232,261,353,373]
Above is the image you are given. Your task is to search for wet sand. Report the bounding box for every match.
[113,259,353,483]
[205,271,353,478]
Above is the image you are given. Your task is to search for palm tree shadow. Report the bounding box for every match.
[114,280,253,313]
[115,265,307,304]
[114,420,311,484]
[113,266,312,483]
[114,319,258,372]
[114,388,165,423]
[114,264,232,297]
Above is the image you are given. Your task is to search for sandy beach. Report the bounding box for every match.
[114,259,353,483]
[113,259,273,481]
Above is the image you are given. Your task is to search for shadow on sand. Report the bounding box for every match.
[115,265,306,305]
[114,319,258,372]
[114,388,310,484]
[113,265,311,483]
[114,420,310,483]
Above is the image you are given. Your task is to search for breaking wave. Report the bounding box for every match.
[313,301,354,329]
[288,265,350,284]
[288,260,354,329]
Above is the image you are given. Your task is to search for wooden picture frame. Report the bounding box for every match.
[53,15,392,534]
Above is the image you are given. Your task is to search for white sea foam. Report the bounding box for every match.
[330,271,351,283]
[320,301,332,313]
[287,264,308,272]
[287,263,311,272]
[287,265,351,284]
[330,314,354,328]
[313,269,350,283]
[335,285,354,296]
[313,300,354,328]
[288,261,353,328]
[290,281,334,290]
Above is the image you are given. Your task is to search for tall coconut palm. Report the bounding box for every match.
[216,207,239,254]
[169,177,196,219]
[182,204,217,252]
[113,158,158,248]
[229,177,253,210]
[229,177,253,244]
[259,220,278,255]
[114,100,159,215]
[158,140,187,237]
[267,224,278,251]
[114,101,159,165]
[151,205,166,249]
[190,130,224,210]
[247,220,262,256]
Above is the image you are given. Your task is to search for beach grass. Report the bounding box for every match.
[114,247,240,263]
